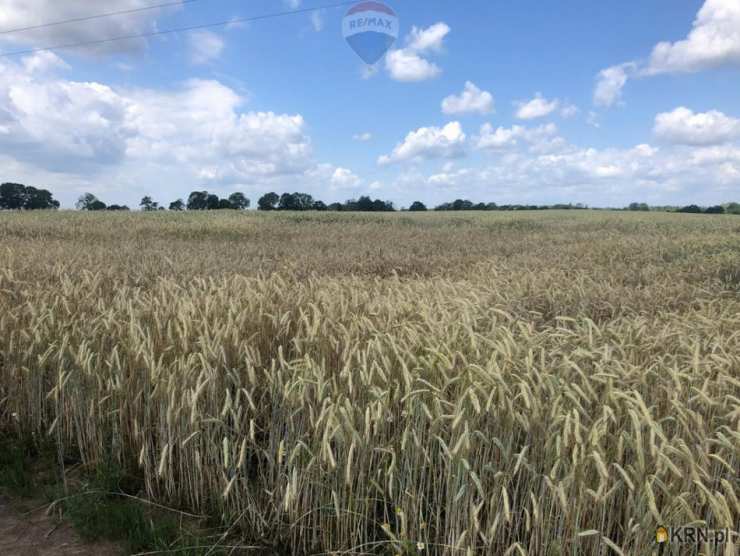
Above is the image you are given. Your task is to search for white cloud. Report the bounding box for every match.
[476,124,523,150]
[0,54,371,206]
[353,132,372,142]
[428,167,472,187]
[284,0,301,8]
[385,49,441,82]
[22,51,69,74]
[654,107,740,145]
[0,0,184,55]
[593,1,740,106]
[378,122,466,165]
[593,63,635,107]
[646,0,740,74]
[441,82,494,115]
[407,22,450,52]
[188,31,225,65]
[388,118,740,207]
[689,145,740,165]
[515,93,559,120]
[560,103,579,119]
[476,122,560,151]
[386,22,450,82]
[330,167,361,188]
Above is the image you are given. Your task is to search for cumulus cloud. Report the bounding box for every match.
[384,113,740,207]
[560,103,579,119]
[428,167,472,187]
[515,93,559,120]
[385,50,441,82]
[386,22,449,82]
[330,167,361,188]
[22,51,69,74]
[646,0,740,74]
[188,31,225,65]
[476,122,560,151]
[593,63,636,107]
[593,1,740,106]
[0,54,368,205]
[654,107,740,145]
[407,138,739,205]
[406,23,450,52]
[441,82,494,115]
[303,163,364,192]
[378,122,466,165]
[0,0,184,55]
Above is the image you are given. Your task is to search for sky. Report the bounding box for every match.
[0,0,739,209]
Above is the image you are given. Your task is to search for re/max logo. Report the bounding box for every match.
[348,17,394,31]
[659,527,733,545]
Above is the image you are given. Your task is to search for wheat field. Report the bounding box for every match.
[0,210,738,555]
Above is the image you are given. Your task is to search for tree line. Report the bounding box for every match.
[75,191,395,212]
[625,201,739,215]
[3,181,740,215]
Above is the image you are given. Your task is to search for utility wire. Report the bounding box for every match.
[0,0,203,35]
[0,1,358,58]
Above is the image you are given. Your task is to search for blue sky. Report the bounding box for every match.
[0,0,739,208]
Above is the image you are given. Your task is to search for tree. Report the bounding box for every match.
[169,199,185,211]
[23,186,59,210]
[258,192,279,211]
[276,192,314,211]
[371,199,393,212]
[452,199,473,211]
[107,204,129,211]
[278,193,298,211]
[705,205,725,214]
[277,192,314,211]
[205,194,220,210]
[217,198,234,210]
[140,196,159,211]
[228,192,250,210]
[628,202,650,211]
[356,196,374,212]
[408,201,427,212]
[294,193,314,210]
[726,202,740,215]
[76,193,107,211]
[0,183,27,209]
[678,204,702,214]
[187,191,209,210]
[312,200,327,211]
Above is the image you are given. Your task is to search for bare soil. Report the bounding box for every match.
[0,496,121,556]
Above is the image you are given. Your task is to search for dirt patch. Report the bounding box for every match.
[0,496,121,556]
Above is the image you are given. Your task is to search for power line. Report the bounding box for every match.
[0,0,203,35]
[0,1,358,58]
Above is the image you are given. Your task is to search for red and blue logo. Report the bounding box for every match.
[342,2,398,65]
